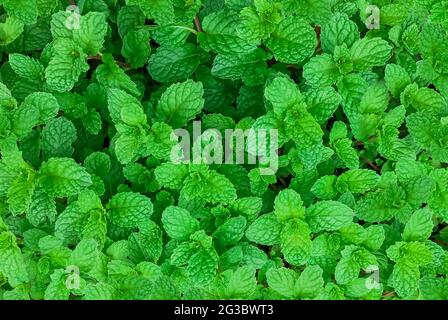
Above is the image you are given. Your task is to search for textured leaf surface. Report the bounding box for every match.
[265,16,317,64]
[39,158,92,197]
[306,201,354,232]
[107,192,153,228]
[156,80,204,128]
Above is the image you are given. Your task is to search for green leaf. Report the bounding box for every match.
[280,219,312,266]
[306,201,354,232]
[39,158,92,198]
[295,265,324,298]
[385,64,411,97]
[402,84,447,115]
[363,225,385,251]
[350,37,393,71]
[2,0,38,25]
[419,276,448,300]
[42,117,77,159]
[238,5,277,44]
[162,206,199,241]
[265,76,302,118]
[117,5,145,38]
[198,9,256,55]
[50,11,72,39]
[129,221,163,263]
[107,88,147,126]
[266,267,298,298]
[44,269,70,300]
[213,216,247,246]
[305,86,341,124]
[69,238,100,273]
[9,53,44,81]
[27,189,57,227]
[283,0,332,24]
[82,109,102,135]
[94,54,140,97]
[339,223,367,245]
[246,213,281,245]
[211,48,269,86]
[230,197,263,223]
[335,246,372,285]
[12,92,59,138]
[388,259,420,297]
[83,283,116,300]
[214,266,257,299]
[303,54,340,87]
[381,4,409,26]
[0,231,29,287]
[402,208,434,242]
[156,79,204,128]
[336,169,380,194]
[285,110,323,148]
[45,38,90,92]
[36,0,58,17]
[7,173,36,215]
[127,0,175,25]
[265,16,317,64]
[404,176,435,206]
[387,241,433,265]
[321,13,359,53]
[107,192,153,228]
[330,122,347,145]
[0,17,24,46]
[154,163,189,189]
[73,12,108,55]
[187,248,218,285]
[359,82,389,114]
[182,168,237,205]
[148,44,200,83]
[274,189,305,221]
[81,208,107,250]
[311,175,338,200]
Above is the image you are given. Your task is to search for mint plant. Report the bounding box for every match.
[0,0,447,300]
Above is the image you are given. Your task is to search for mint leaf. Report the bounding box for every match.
[321,13,359,53]
[306,201,354,232]
[162,206,199,241]
[1,2,447,302]
[156,79,204,128]
[198,9,255,55]
[148,44,200,83]
[107,192,153,228]
[402,208,434,242]
[246,213,281,245]
[39,158,92,198]
[265,16,317,64]
[350,37,393,71]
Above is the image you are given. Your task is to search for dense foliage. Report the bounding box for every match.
[0,0,448,300]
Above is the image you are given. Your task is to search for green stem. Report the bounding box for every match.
[138,24,198,35]
[172,25,198,35]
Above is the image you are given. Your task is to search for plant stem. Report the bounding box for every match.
[382,291,396,298]
[88,55,131,70]
[362,157,381,172]
[278,177,287,187]
[194,16,203,33]
[173,25,198,35]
